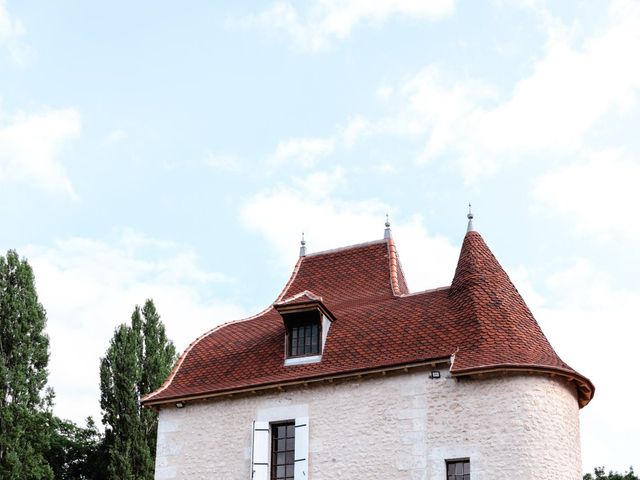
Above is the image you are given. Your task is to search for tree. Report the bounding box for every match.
[100,299,176,479]
[0,250,54,479]
[584,466,638,480]
[46,416,107,480]
[137,300,176,459]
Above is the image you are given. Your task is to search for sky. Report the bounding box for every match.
[0,0,638,473]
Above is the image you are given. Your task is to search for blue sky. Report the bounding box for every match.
[1,0,639,473]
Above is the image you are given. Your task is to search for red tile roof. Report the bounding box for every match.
[142,231,594,408]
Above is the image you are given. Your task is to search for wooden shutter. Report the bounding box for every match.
[294,417,309,479]
[251,420,269,480]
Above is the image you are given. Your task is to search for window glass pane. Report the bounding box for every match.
[287,318,321,357]
[463,475,470,480]
[272,422,295,479]
[448,464,455,474]
[464,462,470,474]
[455,463,463,474]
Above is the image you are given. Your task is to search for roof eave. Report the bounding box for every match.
[141,356,453,408]
[451,363,595,408]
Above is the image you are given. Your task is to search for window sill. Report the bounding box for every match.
[284,355,322,366]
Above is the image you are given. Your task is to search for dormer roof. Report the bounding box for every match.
[142,230,594,408]
[274,290,335,321]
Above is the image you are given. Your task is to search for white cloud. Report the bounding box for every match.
[24,230,245,425]
[457,1,640,179]
[270,136,336,168]
[236,0,455,52]
[341,115,371,149]
[241,168,459,291]
[323,1,640,181]
[204,152,243,173]
[533,149,640,239]
[0,107,81,197]
[0,0,30,65]
[376,84,394,100]
[105,129,127,144]
[291,166,346,198]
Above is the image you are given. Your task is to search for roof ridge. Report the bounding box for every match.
[386,236,410,295]
[304,238,387,258]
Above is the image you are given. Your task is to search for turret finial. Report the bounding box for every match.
[299,232,307,257]
[467,203,475,232]
[384,214,391,239]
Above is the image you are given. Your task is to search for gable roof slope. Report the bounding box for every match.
[142,231,594,408]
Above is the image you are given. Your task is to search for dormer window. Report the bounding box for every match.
[274,290,334,366]
[286,310,321,357]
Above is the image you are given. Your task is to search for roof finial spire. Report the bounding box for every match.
[384,213,391,239]
[467,203,475,232]
[299,232,307,257]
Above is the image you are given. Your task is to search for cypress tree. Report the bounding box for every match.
[0,250,54,479]
[100,299,176,479]
[138,300,176,459]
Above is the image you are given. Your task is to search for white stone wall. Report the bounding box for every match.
[154,369,582,480]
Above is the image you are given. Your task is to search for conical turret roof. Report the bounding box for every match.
[449,230,594,407]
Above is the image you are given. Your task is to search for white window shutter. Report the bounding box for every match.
[251,421,269,480]
[294,417,309,479]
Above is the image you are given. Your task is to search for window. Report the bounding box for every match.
[271,422,295,480]
[275,294,334,365]
[290,321,319,356]
[285,310,321,358]
[251,417,308,480]
[446,459,470,480]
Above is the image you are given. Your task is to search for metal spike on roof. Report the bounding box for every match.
[299,232,307,257]
[384,214,391,239]
[467,203,475,232]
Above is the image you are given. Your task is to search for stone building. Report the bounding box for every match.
[142,217,594,480]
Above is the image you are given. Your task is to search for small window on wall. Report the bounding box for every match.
[446,459,470,480]
[250,418,308,480]
[271,422,295,480]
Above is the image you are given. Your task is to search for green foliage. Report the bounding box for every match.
[138,300,176,459]
[584,466,638,480]
[100,299,176,480]
[0,250,54,479]
[46,416,107,480]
